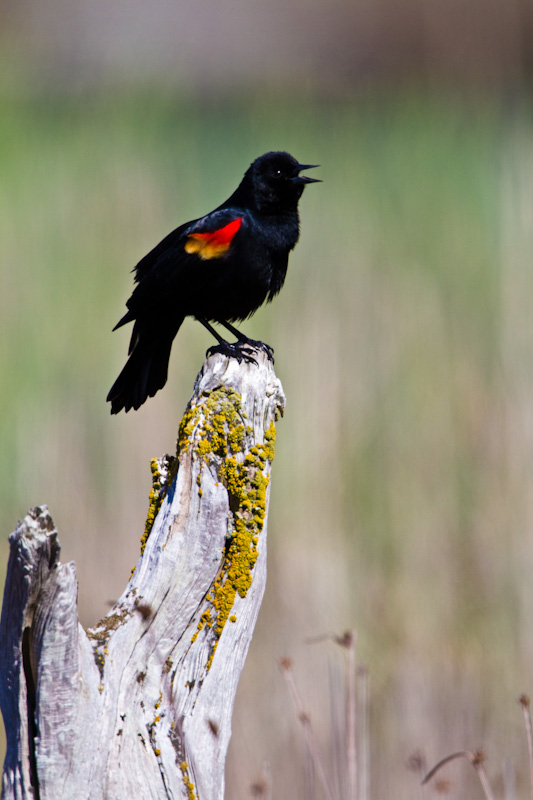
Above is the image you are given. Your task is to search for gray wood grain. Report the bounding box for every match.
[0,350,285,800]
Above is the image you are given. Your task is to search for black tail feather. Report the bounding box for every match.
[107,320,181,413]
[106,344,169,413]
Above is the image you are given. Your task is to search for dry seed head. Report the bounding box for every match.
[250,777,268,797]
[406,750,426,774]
[434,778,452,794]
[336,629,355,648]
[136,603,153,620]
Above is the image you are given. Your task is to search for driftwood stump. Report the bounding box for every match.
[0,350,285,800]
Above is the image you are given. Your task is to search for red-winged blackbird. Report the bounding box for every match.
[107,151,319,414]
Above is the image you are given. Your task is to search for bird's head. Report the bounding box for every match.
[247,151,320,214]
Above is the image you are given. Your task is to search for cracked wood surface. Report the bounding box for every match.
[0,350,285,800]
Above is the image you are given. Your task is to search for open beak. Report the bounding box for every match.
[294,163,321,184]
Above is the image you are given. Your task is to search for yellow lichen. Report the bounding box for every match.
[191,608,212,644]
[180,762,197,800]
[178,389,277,666]
[207,420,276,664]
[140,455,177,555]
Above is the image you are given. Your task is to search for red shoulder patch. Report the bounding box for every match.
[184,217,242,260]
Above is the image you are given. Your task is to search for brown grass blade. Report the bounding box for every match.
[520,694,533,800]
[423,750,495,800]
[279,658,337,800]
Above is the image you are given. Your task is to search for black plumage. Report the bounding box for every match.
[107,151,319,414]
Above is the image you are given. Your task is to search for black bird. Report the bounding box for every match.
[107,151,319,414]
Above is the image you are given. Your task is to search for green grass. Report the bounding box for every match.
[1,85,531,797]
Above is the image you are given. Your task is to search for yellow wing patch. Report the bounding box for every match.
[184,238,231,260]
[184,217,242,261]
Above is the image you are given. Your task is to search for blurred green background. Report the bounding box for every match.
[2,1,533,797]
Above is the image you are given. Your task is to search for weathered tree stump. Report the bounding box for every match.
[0,350,285,800]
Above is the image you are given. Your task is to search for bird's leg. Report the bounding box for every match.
[196,318,258,365]
[218,321,274,363]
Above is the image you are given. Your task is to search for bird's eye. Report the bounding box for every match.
[275,169,282,176]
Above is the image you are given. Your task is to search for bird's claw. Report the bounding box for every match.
[238,338,275,363]
[206,342,258,365]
